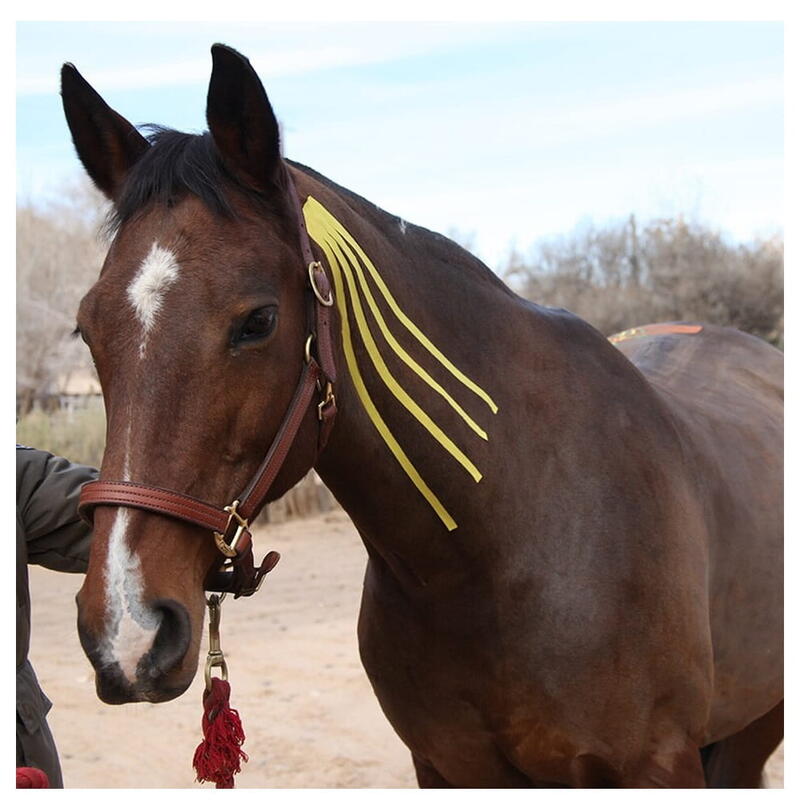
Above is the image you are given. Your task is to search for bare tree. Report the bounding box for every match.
[506,216,783,347]
[16,180,109,413]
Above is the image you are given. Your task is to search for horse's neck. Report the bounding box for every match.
[295,168,512,585]
[298,170,677,597]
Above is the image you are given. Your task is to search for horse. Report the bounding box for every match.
[60,44,783,788]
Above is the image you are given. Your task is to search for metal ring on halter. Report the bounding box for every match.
[308,261,334,307]
[304,333,314,364]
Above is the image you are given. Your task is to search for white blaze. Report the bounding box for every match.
[101,508,162,683]
[100,429,161,683]
[127,242,180,358]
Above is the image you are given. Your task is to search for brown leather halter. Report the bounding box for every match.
[78,174,337,598]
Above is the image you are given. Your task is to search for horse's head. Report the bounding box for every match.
[63,45,327,702]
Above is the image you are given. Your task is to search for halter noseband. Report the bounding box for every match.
[78,174,338,598]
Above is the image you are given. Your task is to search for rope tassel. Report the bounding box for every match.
[193,677,248,788]
[194,594,247,788]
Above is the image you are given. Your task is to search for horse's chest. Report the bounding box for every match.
[358,633,590,787]
[356,592,579,786]
[362,663,531,786]
[354,566,679,787]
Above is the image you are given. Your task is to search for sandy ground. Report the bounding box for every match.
[28,511,783,789]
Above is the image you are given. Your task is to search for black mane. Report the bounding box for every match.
[108,131,511,297]
[109,127,286,232]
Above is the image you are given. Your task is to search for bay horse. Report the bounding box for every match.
[61,44,782,788]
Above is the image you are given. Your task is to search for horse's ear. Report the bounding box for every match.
[206,44,282,194]
[60,63,149,201]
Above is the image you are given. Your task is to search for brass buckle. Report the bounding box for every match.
[308,261,334,307]
[318,381,336,420]
[213,500,249,559]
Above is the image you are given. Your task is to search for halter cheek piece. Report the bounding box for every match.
[77,175,338,598]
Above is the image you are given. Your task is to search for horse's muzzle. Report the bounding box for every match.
[77,597,194,704]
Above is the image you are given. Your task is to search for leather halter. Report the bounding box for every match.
[78,173,337,598]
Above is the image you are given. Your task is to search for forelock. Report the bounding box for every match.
[106,127,288,235]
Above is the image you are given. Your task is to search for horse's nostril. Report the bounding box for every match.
[139,599,191,682]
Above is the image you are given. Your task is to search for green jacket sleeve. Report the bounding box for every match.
[16,446,97,573]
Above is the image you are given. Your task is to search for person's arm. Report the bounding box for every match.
[16,446,97,573]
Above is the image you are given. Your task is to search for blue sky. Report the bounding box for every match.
[16,20,783,267]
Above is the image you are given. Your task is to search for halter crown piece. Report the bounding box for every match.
[77,173,338,598]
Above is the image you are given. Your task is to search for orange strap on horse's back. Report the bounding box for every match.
[609,323,703,345]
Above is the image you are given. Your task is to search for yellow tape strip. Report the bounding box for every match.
[312,232,458,531]
[313,213,488,441]
[322,227,482,483]
[305,196,499,414]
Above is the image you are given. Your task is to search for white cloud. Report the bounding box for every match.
[532,77,783,139]
[291,75,782,164]
[16,23,524,96]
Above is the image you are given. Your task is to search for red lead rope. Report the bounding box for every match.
[194,594,247,788]
[193,677,248,788]
[16,767,50,788]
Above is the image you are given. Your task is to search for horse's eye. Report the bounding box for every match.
[234,306,277,345]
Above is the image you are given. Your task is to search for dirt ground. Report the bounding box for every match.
[28,511,783,789]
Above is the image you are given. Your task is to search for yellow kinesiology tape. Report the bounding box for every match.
[303,196,499,531]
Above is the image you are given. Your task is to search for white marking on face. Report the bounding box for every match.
[399,218,407,234]
[100,508,162,684]
[127,242,180,358]
[100,426,161,684]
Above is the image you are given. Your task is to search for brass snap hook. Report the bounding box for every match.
[204,593,228,691]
